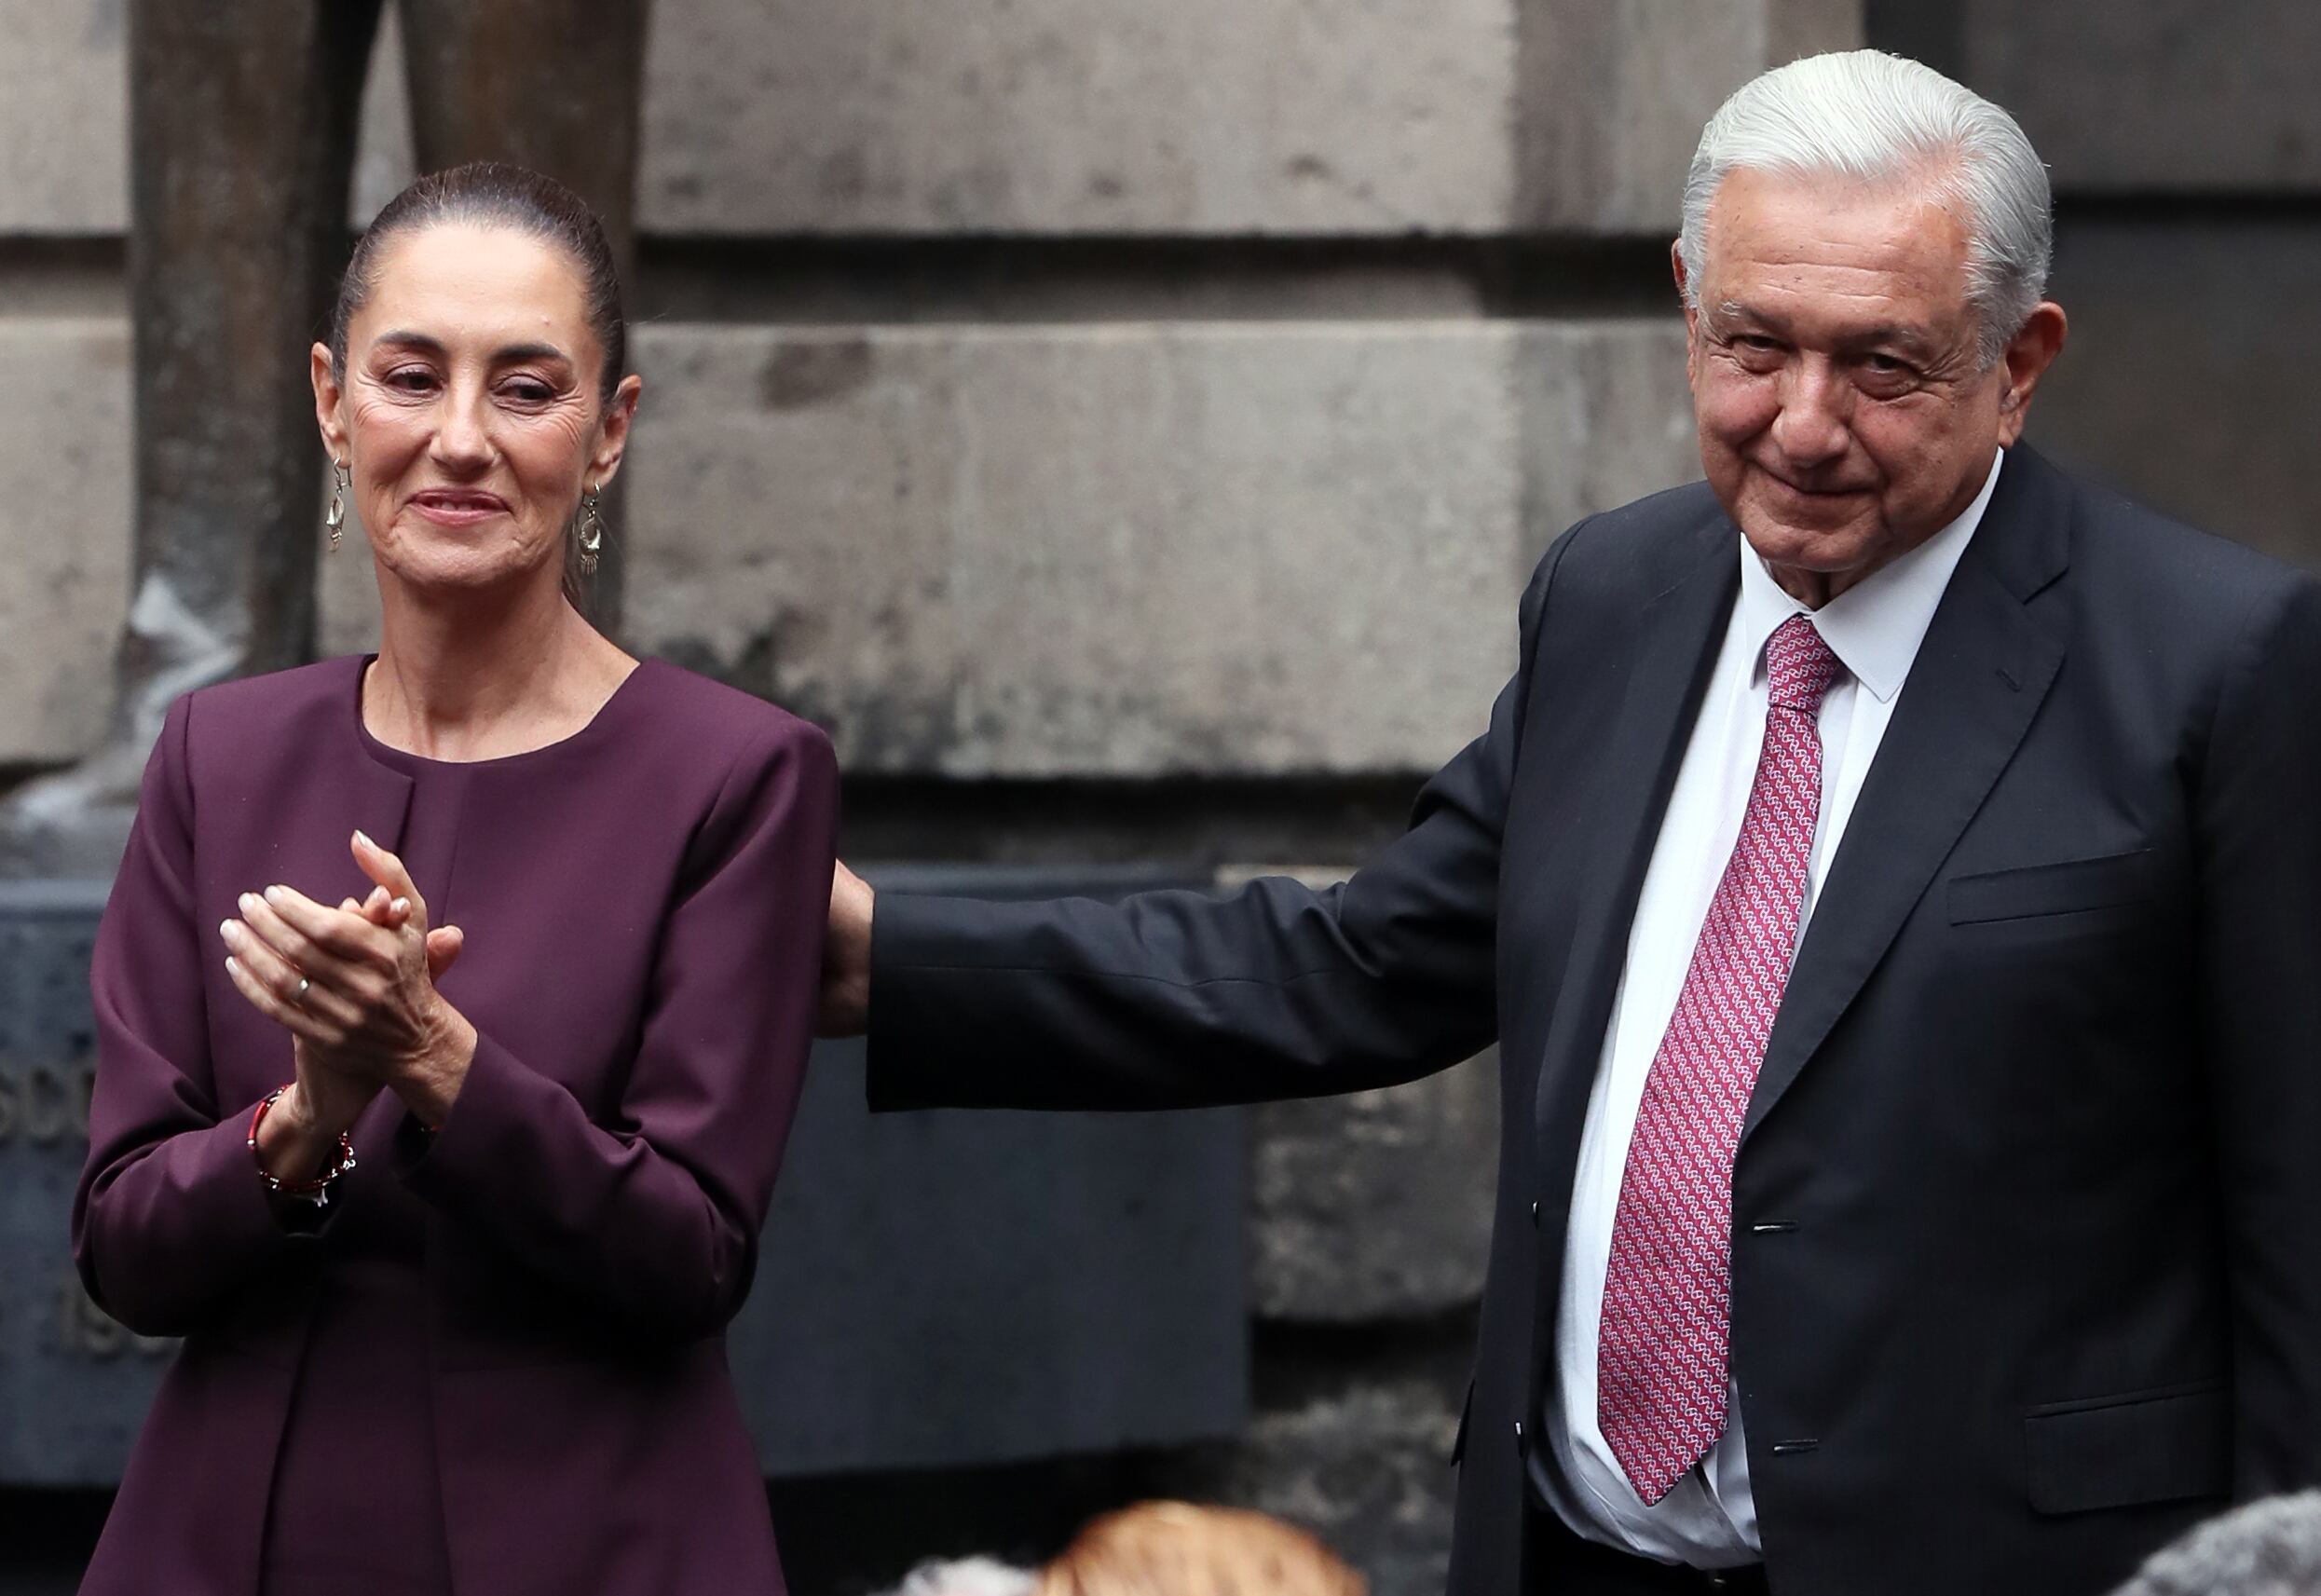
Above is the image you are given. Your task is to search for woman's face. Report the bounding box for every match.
[310,220,640,601]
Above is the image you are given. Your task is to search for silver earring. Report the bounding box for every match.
[324,460,349,552]
[578,486,605,577]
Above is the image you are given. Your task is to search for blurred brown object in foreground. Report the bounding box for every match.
[1039,1503,1365,1596]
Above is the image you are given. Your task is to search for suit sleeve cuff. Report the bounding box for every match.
[865,892,976,1112]
[392,1030,560,1203]
[867,893,1068,1112]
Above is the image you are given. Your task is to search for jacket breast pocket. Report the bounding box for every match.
[2025,1382,2230,1515]
[1947,849,2154,925]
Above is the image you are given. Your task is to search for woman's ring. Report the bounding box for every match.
[293,977,310,1003]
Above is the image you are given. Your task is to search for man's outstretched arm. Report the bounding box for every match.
[819,536,1573,1112]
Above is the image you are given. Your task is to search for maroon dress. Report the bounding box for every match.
[73,655,839,1596]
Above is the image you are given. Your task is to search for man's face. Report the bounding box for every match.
[1681,166,2057,602]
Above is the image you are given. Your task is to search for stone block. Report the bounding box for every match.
[1513,0,1864,234]
[637,0,1516,236]
[608,319,1693,778]
[1250,1050,1500,1322]
[1962,0,2321,195]
[0,0,128,234]
[571,321,1536,777]
[1516,319,1700,566]
[0,320,130,766]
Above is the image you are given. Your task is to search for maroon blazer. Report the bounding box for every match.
[73,655,838,1596]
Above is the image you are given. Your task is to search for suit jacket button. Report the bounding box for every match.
[1529,1201,1540,1226]
[1513,1420,1525,1454]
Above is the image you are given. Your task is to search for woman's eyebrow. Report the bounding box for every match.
[491,341,572,365]
[372,331,572,365]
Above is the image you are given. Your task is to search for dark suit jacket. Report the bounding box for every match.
[867,444,2321,1596]
[74,657,838,1596]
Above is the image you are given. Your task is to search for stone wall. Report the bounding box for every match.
[0,3,1881,1592]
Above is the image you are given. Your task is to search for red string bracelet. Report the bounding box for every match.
[247,1085,358,1206]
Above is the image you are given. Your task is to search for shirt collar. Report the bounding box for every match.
[1734,447,2004,704]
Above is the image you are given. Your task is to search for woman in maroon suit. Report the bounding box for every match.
[71,163,838,1596]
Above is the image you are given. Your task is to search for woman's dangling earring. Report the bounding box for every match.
[578,486,605,577]
[324,460,350,552]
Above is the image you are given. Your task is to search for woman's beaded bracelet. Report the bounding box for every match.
[247,1084,358,1207]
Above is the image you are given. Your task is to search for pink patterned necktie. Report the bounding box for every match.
[1597,612,1842,1506]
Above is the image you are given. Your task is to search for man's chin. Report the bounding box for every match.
[1737,519,1873,577]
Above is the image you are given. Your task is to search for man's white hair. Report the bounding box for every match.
[889,1557,1038,1596]
[1678,49,2053,369]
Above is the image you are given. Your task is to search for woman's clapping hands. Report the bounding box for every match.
[221,830,474,1178]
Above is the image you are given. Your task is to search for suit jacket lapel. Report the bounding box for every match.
[1532,533,1737,1157]
[1741,449,2071,1143]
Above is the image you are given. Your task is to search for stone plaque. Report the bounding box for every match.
[0,866,1248,1485]
[0,880,164,1484]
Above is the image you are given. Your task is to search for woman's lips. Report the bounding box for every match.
[407,489,511,527]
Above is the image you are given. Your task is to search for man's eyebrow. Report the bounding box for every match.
[1834,322,1938,358]
[1705,305,1938,358]
[1712,300,1778,330]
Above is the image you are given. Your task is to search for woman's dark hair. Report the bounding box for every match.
[328,161,627,402]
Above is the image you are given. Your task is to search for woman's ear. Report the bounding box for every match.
[585,374,644,491]
[309,342,350,463]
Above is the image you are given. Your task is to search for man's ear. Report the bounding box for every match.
[1995,302,2068,445]
[1672,240,1702,388]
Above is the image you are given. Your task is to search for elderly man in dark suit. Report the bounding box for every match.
[818,49,2321,1596]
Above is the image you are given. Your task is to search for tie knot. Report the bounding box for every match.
[1766,615,1840,713]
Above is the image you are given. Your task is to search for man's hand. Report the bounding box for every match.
[820,861,874,1037]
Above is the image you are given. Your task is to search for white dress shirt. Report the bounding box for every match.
[1537,450,2004,1567]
